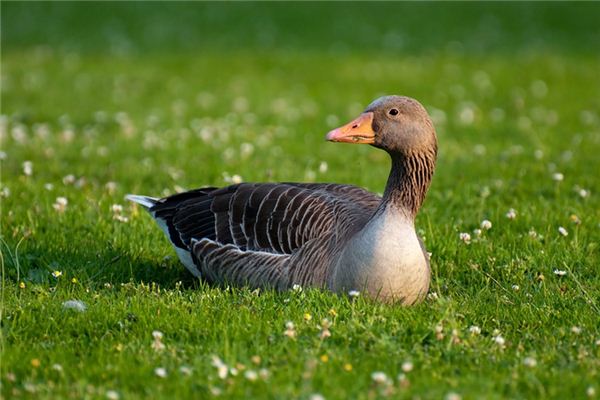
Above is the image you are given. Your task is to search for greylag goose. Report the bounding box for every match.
[127,95,437,304]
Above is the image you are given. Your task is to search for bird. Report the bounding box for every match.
[127,95,437,305]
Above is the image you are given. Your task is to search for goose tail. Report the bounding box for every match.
[125,194,159,210]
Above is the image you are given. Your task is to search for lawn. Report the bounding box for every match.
[1,3,600,399]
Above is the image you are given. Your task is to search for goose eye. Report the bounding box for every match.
[389,108,399,116]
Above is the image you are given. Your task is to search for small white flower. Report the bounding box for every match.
[473,228,482,237]
[111,204,123,214]
[528,229,538,238]
[44,183,54,191]
[558,226,568,236]
[371,371,388,384]
[587,386,596,397]
[493,335,505,347]
[445,392,462,400]
[523,357,537,367]
[62,300,87,312]
[179,366,192,376]
[292,284,302,292]
[62,174,76,185]
[401,361,413,373]
[348,290,360,298]
[480,220,492,230]
[154,367,167,378]
[231,174,243,184]
[152,330,163,340]
[553,269,567,276]
[459,232,471,244]
[309,394,325,400]
[469,325,481,335]
[318,161,328,173]
[571,326,582,334]
[0,151,6,160]
[512,284,520,291]
[427,291,439,301]
[552,172,564,182]
[244,370,258,381]
[52,270,63,278]
[505,208,517,219]
[284,321,296,339]
[211,356,228,379]
[259,368,270,380]
[105,181,117,193]
[106,390,120,400]
[23,161,33,176]
[53,197,68,213]
[51,363,63,372]
[578,188,589,198]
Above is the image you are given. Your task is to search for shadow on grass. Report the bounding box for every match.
[1,237,199,290]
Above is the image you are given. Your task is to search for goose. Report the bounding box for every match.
[127,95,437,304]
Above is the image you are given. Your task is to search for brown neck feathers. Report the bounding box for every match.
[380,147,437,218]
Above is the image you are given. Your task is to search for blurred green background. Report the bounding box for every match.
[3,2,600,54]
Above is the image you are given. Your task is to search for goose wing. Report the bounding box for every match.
[149,182,380,256]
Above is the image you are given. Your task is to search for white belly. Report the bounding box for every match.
[331,209,430,304]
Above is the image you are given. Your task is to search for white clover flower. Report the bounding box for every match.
[211,356,228,379]
[244,370,258,381]
[309,394,325,400]
[401,361,413,373]
[62,300,87,312]
[445,392,462,400]
[111,204,123,214]
[571,326,582,335]
[469,325,481,335]
[505,208,517,220]
[284,321,296,339]
[523,357,537,368]
[23,161,33,176]
[371,371,388,384]
[558,226,568,236]
[528,229,538,238]
[459,232,471,244]
[106,390,120,400]
[473,228,482,237]
[318,161,328,173]
[154,367,167,378]
[493,335,505,347]
[152,330,163,340]
[552,172,564,182]
[259,368,270,380]
[63,174,76,185]
[51,363,63,372]
[231,174,243,184]
[53,197,68,213]
[348,290,360,298]
[553,269,567,277]
[587,386,596,397]
[578,188,589,198]
[179,366,192,376]
[292,284,302,292]
[480,219,492,230]
[512,285,520,291]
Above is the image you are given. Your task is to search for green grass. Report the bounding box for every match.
[2,3,600,399]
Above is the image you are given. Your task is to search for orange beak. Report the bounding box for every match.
[325,112,375,144]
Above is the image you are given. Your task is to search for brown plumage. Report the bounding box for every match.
[127,95,437,304]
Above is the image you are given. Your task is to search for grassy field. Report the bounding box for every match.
[2,3,600,399]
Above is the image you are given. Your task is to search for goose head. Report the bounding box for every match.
[326,95,437,157]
